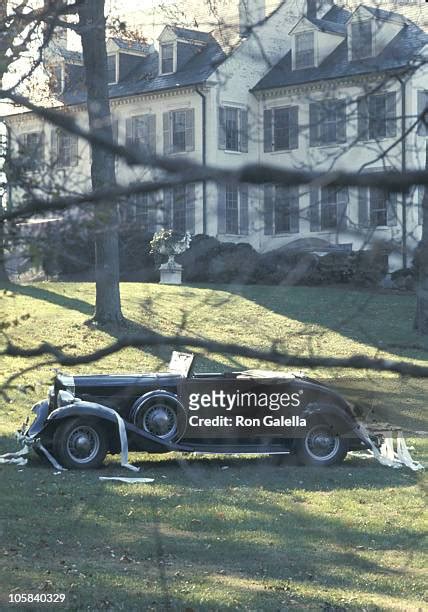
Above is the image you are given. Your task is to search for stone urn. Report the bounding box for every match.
[150,230,191,285]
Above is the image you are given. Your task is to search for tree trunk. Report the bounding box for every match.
[414,141,428,332]
[0,221,9,281]
[77,0,124,327]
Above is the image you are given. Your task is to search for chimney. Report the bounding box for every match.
[43,0,68,48]
[0,0,7,23]
[239,0,266,37]
[307,0,317,19]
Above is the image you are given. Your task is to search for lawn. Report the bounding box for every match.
[0,282,427,611]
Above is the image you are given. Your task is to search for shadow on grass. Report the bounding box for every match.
[0,444,424,610]
[208,283,428,362]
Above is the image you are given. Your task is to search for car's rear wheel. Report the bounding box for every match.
[53,418,108,469]
[296,422,348,467]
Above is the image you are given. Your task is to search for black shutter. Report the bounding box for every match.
[337,187,348,231]
[240,109,248,152]
[309,103,320,146]
[185,109,195,152]
[70,135,78,166]
[185,183,195,234]
[163,187,172,228]
[218,107,226,150]
[336,100,347,143]
[358,187,369,227]
[309,187,320,232]
[289,186,299,233]
[357,97,369,141]
[418,91,428,136]
[50,128,58,163]
[263,109,273,152]
[289,106,299,150]
[264,184,274,235]
[163,112,171,155]
[387,191,398,227]
[147,114,156,155]
[385,92,396,138]
[125,117,133,149]
[239,184,249,234]
[218,183,227,234]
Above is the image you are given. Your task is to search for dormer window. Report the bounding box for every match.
[161,43,174,74]
[351,21,373,60]
[295,31,315,69]
[107,54,117,83]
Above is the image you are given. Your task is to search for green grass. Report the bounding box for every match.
[0,282,427,611]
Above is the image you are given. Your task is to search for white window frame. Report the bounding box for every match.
[349,19,374,61]
[293,31,315,70]
[107,53,118,84]
[160,42,176,75]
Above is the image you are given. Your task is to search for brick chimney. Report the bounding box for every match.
[307,0,317,19]
[239,0,266,36]
[0,0,7,23]
[43,0,68,48]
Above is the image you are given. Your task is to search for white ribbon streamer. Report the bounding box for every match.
[99,477,154,483]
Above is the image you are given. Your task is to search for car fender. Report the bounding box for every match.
[27,400,50,437]
[302,402,358,436]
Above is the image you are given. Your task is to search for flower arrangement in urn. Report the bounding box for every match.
[150,229,192,268]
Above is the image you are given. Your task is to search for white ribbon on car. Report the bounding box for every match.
[0,443,31,466]
[357,423,424,471]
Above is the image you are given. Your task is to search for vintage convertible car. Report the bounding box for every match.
[22,352,374,470]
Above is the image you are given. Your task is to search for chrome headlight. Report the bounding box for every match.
[57,389,75,407]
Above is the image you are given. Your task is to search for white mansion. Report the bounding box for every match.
[5,0,428,269]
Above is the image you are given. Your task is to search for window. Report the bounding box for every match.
[218,184,248,235]
[107,54,117,83]
[163,109,195,154]
[126,114,156,154]
[358,92,396,140]
[418,186,425,225]
[264,106,299,152]
[161,43,174,74]
[309,187,348,232]
[218,107,248,152]
[164,183,196,233]
[123,193,157,229]
[351,21,373,60]
[18,132,44,170]
[358,186,397,227]
[310,100,346,146]
[418,91,428,136]
[51,128,78,167]
[264,185,299,235]
[51,65,64,94]
[295,31,314,69]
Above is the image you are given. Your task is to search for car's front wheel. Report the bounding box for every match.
[53,418,109,469]
[295,422,348,467]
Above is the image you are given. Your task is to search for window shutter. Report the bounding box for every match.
[289,186,299,233]
[289,106,299,150]
[417,91,428,136]
[357,97,369,141]
[240,109,248,152]
[358,187,369,227]
[70,135,78,166]
[125,117,133,149]
[218,107,226,150]
[309,187,320,232]
[309,103,320,146]
[185,108,195,152]
[264,184,274,235]
[385,92,396,138]
[239,184,249,235]
[217,183,227,234]
[185,183,196,234]
[337,187,348,231]
[163,112,171,155]
[387,191,398,227]
[111,119,118,144]
[50,129,58,163]
[337,101,347,143]
[263,109,273,152]
[147,193,157,231]
[163,187,173,228]
[147,114,156,155]
[419,186,425,225]
[39,132,45,162]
